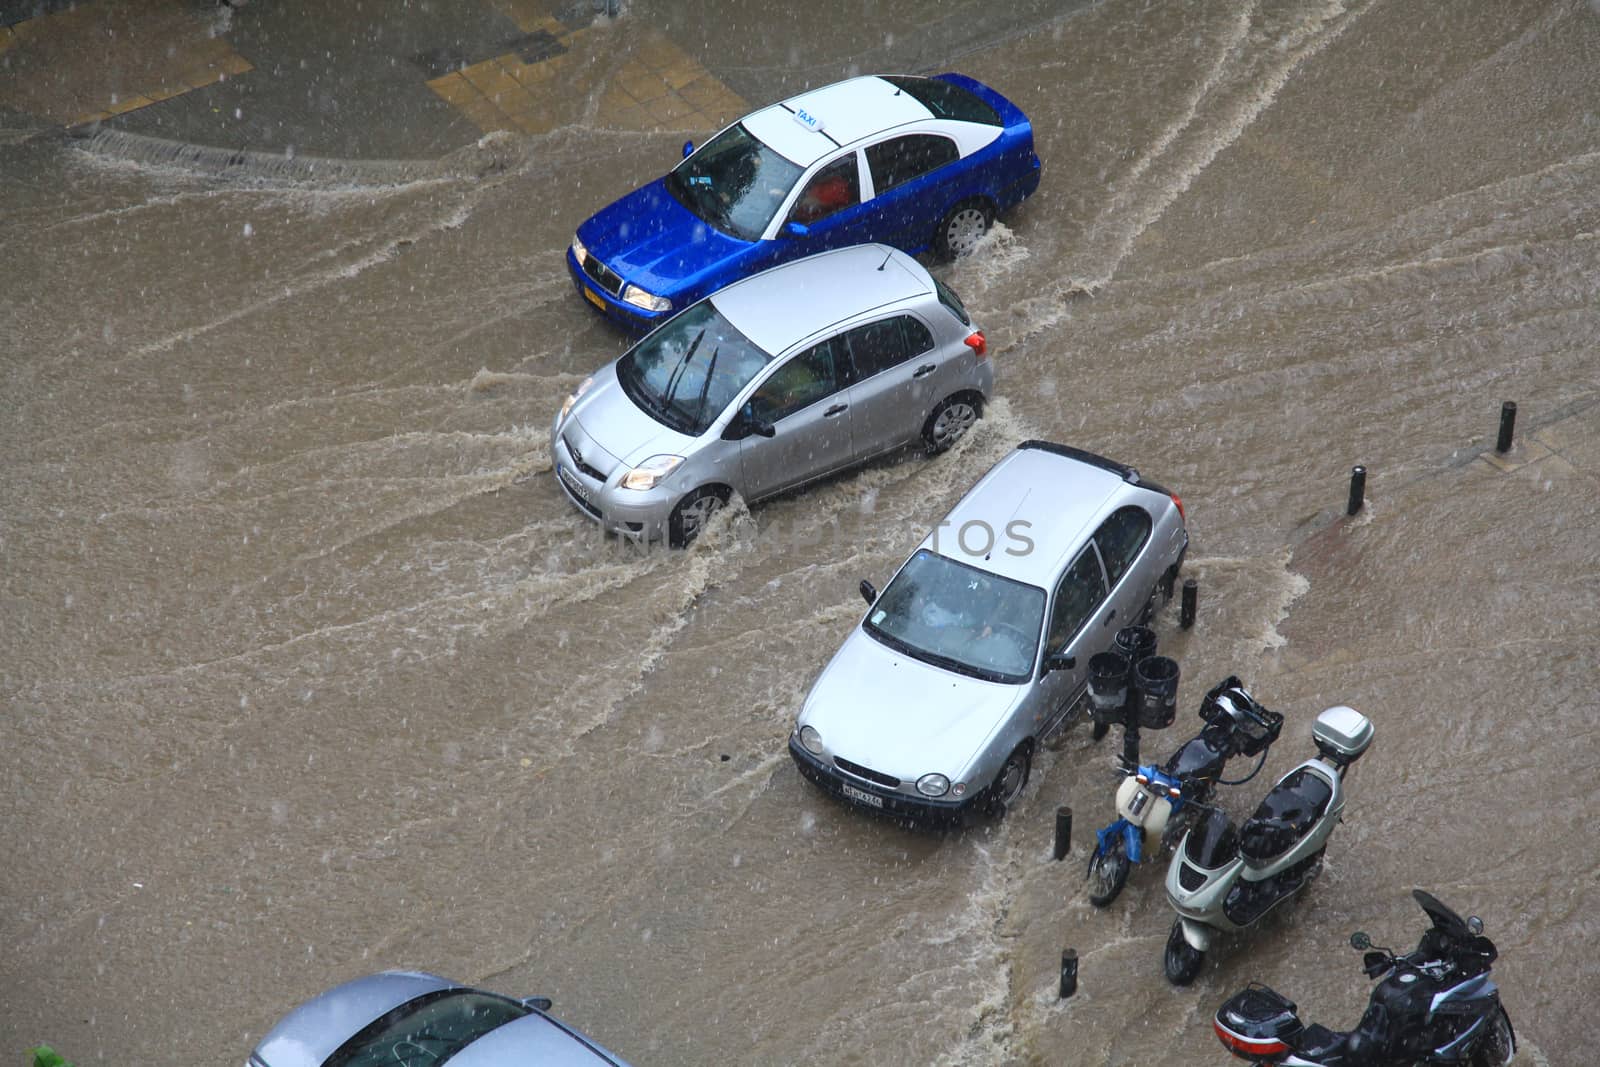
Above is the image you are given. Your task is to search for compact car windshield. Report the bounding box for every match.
[665,123,804,241]
[616,301,772,435]
[324,990,530,1067]
[864,549,1045,683]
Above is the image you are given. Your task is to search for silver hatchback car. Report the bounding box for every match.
[789,440,1189,825]
[551,243,992,545]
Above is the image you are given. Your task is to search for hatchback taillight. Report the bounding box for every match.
[1170,493,1186,522]
[964,331,988,358]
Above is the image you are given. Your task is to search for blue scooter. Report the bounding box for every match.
[1086,677,1282,907]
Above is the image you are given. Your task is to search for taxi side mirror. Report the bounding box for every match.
[682,140,694,159]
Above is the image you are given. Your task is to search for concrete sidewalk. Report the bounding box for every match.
[0,0,744,161]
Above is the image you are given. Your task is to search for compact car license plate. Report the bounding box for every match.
[583,285,606,310]
[840,783,884,808]
[557,463,591,504]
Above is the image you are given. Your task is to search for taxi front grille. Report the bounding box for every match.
[834,756,900,789]
[580,251,624,297]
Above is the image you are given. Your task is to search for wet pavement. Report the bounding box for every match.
[3,1,1599,1065]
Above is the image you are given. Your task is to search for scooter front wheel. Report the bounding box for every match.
[1087,838,1131,907]
[1164,919,1206,986]
[1470,1005,1515,1067]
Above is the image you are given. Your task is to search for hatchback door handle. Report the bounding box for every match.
[824,403,849,417]
[913,363,937,378]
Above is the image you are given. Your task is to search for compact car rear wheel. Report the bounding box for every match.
[923,394,982,453]
[934,199,995,260]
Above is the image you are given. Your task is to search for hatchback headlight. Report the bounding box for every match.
[619,454,684,491]
[798,725,823,755]
[621,283,672,313]
[916,773,951,797]
[560,375,594,422]
[570,233,588,262]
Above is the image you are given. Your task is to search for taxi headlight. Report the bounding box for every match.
[560,375,594,422]
[798,725,824,755]
[570,233,588,262]
[621,284,672,313]
[619,454,684,491]
[916,773,951,797]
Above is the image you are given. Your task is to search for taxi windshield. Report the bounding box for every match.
[616,300,772,435]
[864,550,1045,684]
[666,123,803,241]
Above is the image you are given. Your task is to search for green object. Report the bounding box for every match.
[29,1047,74,1067]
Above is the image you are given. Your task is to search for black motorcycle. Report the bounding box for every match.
[1213,889,1515,1066]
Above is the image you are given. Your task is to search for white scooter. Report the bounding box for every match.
[1162,704,1374,985]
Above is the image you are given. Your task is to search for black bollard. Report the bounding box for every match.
[1347,466,1366,516]
[1180,578,1197,630]
[1054,805,1073,861]
[1060,949,1078,999]
[1496,401,1517,454]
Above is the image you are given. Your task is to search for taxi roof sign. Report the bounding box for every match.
[790,106,826,134]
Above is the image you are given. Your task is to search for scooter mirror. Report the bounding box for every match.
[1349,931,1371,950]
[1467,916,1484,935]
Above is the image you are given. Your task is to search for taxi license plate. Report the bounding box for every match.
[840,783,883,809]
[557,463,590,504]
[583,285,606,310]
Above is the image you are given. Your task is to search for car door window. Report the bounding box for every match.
[844,317,928,380]
[865,134,960,194]
[748,339,842,423]
[787,155,861,225]
[1092,506,1153,588]
[1047,547,1109,653]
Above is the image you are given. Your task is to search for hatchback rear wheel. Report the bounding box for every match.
[923,394,982,453]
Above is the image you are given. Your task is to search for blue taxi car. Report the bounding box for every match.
[567,73,1041,331]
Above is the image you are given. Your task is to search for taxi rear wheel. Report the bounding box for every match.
[934,199,994,260]
[668,485,730,547]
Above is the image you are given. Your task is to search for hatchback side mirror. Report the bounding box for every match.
[722,406,776,441]
[859,580,877,605]
[1044,652,1076,674]
[784,221,811,239]
[682,140,694,159]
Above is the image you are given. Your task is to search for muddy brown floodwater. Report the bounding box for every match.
[3,1,1598,1064]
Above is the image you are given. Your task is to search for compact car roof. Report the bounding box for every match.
[741,76,934,166]
[709,244,932,355]
[929,443,1142,586]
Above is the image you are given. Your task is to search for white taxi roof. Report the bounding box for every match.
[709,244,931,356]
[741,76,935,167]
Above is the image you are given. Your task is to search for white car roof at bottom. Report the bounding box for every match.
[929,447,1138,589]
[708,244,934,356]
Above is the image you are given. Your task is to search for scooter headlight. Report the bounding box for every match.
[916,773,950,798]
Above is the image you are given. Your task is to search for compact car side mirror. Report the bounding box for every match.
[1044,652,1076,674]
[784,221,811,239]
[682,140,694,159]
[859,580,877,605]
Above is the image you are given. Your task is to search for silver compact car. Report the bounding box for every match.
[551,243,992,545]
[246,970,631,1067]
[788,440,1189,825]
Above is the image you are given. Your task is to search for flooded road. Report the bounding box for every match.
[3,1,1598,1063]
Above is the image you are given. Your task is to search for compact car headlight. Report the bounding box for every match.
[916,773,951,797]
[619,454,684,491]
[560,375,594,422]
[621,283,672,313]
[570,233,588,262]
[798,725,824,755]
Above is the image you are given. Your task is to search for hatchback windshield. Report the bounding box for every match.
[616,300,772,435]
[325,990,530,1067]
[666,123,804,241]
[864,549,1045,683]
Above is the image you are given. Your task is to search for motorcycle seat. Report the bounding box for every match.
[1238,767,1333,864]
